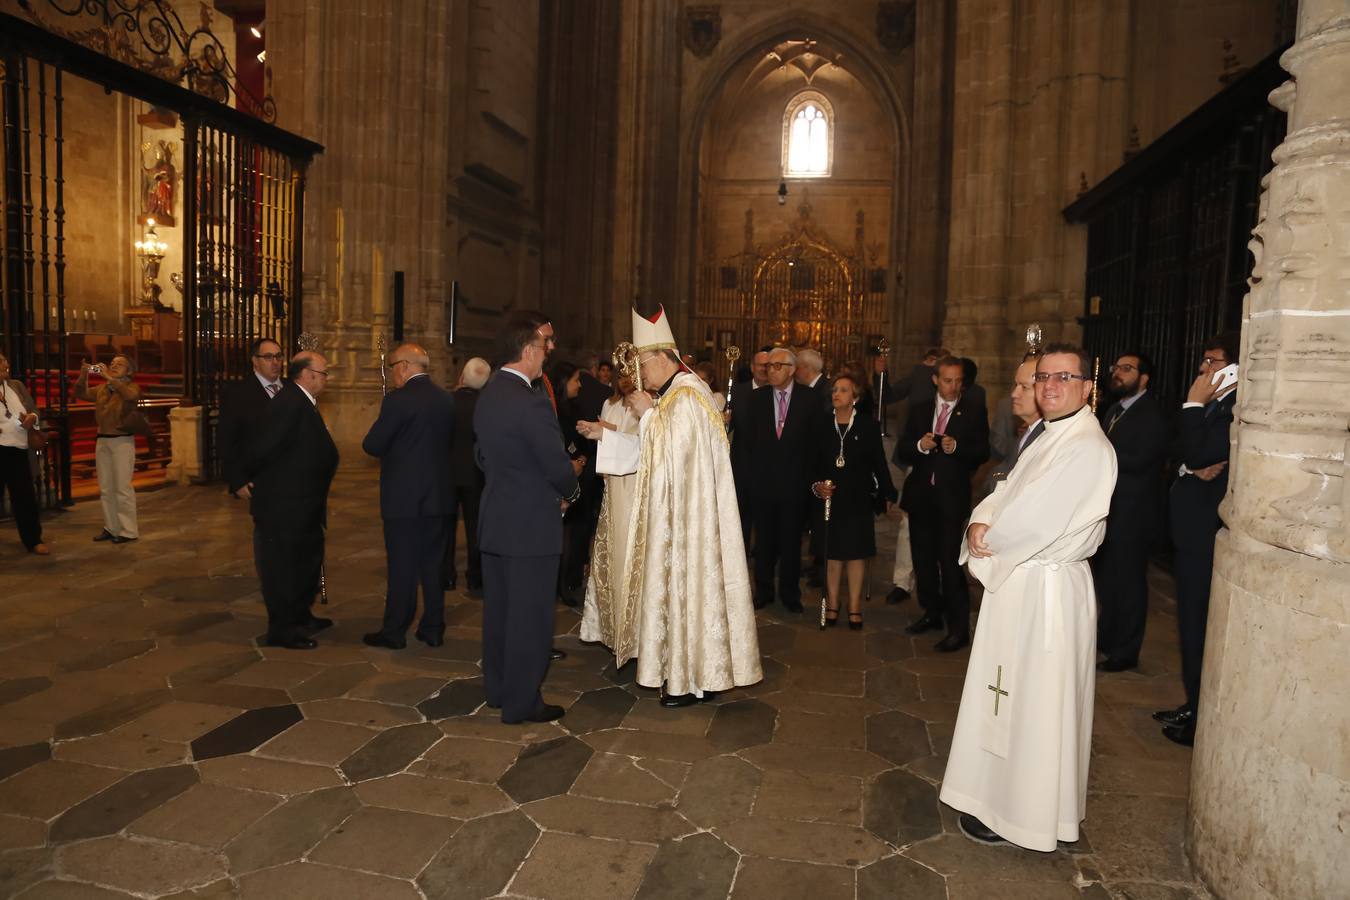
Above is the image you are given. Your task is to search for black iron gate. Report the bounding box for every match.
[1064,47,1287,409]
[0,9,320,513]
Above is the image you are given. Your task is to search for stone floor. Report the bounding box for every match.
[0,466,1211,900]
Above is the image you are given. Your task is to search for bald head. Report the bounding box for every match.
[289,351,330,398]
[389,342,430,389]
[460,357,490,390]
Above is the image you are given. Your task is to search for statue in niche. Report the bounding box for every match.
[139,140,177,227]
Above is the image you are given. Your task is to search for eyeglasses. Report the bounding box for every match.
[766,362,794,370]
[1033,372,1091,384]
[311,369,329,378]
[254,353,284,362]
[1108,364,1137,373]
[534,330,557,347]
[390,359,413,368]
[1201,356,1228,367]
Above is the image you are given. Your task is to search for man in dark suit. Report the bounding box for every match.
[361,343,457,649]
[1156,333,1239,746]
[1094,351,1170,672]
[445,356,490,593]
[219,337,285,499]
[728,348,770,547]
[745,346,822,612]
[895,356,990,651]
[475,311,579,724]
[243,351,339,650]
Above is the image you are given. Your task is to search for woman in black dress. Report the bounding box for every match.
[810,374,897,629]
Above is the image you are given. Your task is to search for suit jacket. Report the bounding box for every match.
[450,386,483,488]
[362,374,457,519]
[1102,391,1170,541]
[895,394,990,514]
[1169,392,1236,546]
[727,380,763,472]
[474,369,579,557]
[244,382,339,526]
[219,375,275,493]
[572,371,611,480]
[743,383,823,503]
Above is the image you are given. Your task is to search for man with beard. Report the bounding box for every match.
[1093,351,1169,672]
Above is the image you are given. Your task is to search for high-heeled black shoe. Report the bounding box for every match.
[847,612,864,631]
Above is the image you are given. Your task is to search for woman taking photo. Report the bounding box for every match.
[811,374,896,629]
[0,352,49,555]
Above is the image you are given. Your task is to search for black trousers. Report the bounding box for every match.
[254,517,324,641]
[561,475,600,592]
[381,515,449,639]
[481,551,559,722]
[444,484,483,587]
[908,500,970,636]
[1172,535,1217,710]
[753,493,805,606]
[1094,534,1151,663]
[0,446,42,550]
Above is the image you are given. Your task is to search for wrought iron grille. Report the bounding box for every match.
[1,12,320,512]
[185,118,304,479]
[0,52,70,512]
[1066,47,1288,410]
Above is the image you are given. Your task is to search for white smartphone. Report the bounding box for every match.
[1211,363,1239,393]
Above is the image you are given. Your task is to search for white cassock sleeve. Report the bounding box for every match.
[596,424,641,476]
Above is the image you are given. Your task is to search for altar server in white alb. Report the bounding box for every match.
[576,306,762,708]
[940,343,1117,851]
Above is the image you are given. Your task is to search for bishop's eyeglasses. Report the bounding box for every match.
[1033,371,1092,384]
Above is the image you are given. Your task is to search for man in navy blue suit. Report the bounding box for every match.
[475,311,579,724]
[362,343,457,650]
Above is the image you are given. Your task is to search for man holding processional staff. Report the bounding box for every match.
[576,306,762,708]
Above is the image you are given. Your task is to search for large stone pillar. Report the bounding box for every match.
[1190,4,1350,898]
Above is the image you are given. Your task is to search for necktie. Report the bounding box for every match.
[1106,403,1124,433]
[930,402,951,485]
[266,382,279,398]
[776,390,787,438]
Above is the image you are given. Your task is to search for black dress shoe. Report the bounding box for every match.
[1152,705,1194,727]
[958,814,1009,846]
[752,597,770,610]
[301,616,334,635]
[934,633,970,653]
[415,630,445,648]
[559,593,580,609]
[363,632,406,650]
[847,612,864,632]
[1096,657,1138,673]
[265,635,317,650]
[110,535,137,544]
[503,703,565,724]
[93,529,115,542]
[1162,720,1195,747]
[905,615,944,635]
[550,648,567,661]
[885,586,910,605]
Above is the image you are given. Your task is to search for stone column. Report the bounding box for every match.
[265,0,452,450]
[1190,3,1350,898]
[610,0,682,330]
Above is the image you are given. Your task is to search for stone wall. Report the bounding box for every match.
[1190,2,1350,896]
[940,0,1282,400]
[266,0,544,450]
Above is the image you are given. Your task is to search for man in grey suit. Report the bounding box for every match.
[474,311,579,724]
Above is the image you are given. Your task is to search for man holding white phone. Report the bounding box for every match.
[1156,332,1239,747]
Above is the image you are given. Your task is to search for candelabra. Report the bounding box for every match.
[134,219,169,307]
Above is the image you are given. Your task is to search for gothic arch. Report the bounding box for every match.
[677,12,911,357]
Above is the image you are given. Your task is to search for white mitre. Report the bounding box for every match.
[632,305,678,353]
